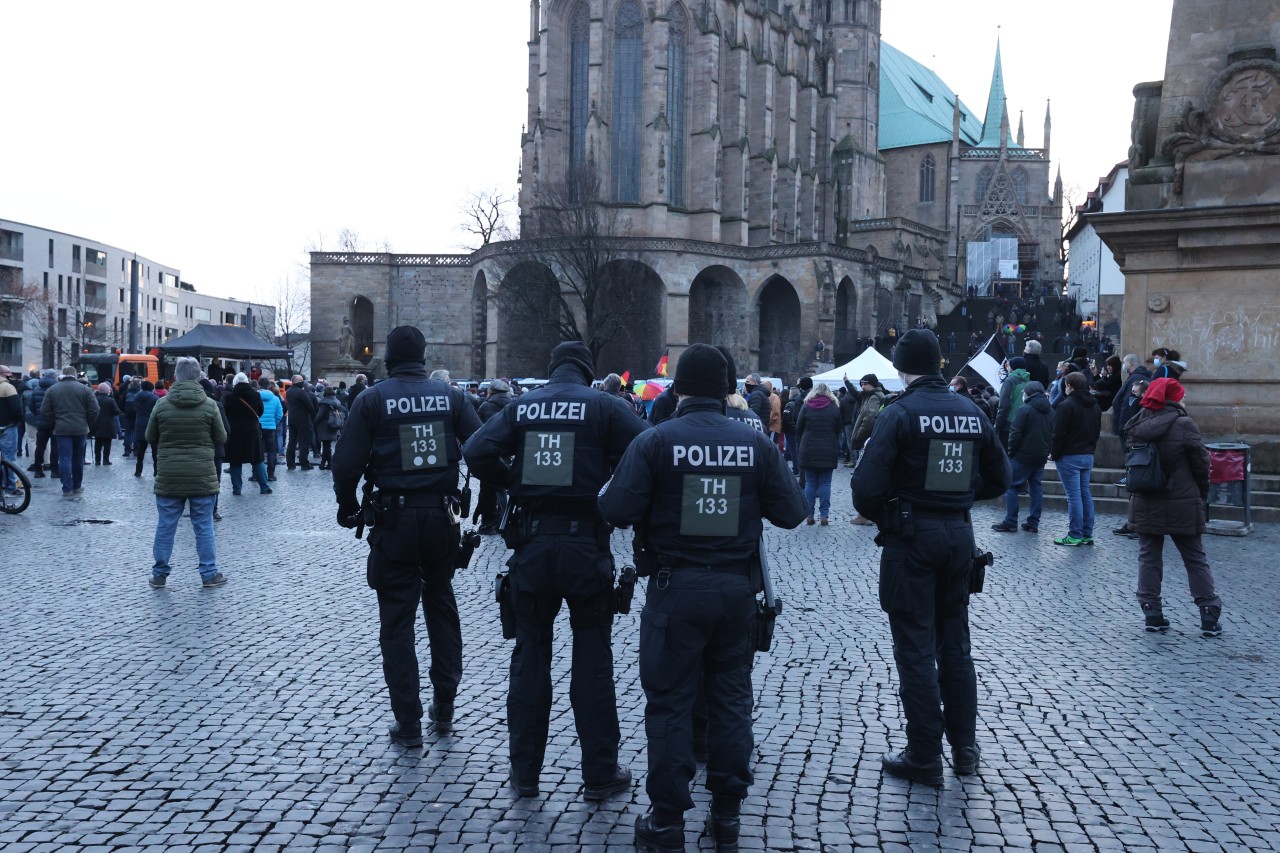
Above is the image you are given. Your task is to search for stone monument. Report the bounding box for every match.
[1091,0,1280,469]
[322,314,367,387]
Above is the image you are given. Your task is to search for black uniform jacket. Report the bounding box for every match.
[852,375,1009,521]
[599,397,808,565]
[331,363,481,507]
[462,365,650,515]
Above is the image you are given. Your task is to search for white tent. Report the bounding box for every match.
[810,348,904,391]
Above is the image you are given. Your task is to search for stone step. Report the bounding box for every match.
[980,493,1279,526]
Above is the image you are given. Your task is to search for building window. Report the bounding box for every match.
[844,0,855,22]
[195,307,211,322]
[48,238,54,268]
[569,2,590,169]
[977,165,994,203]
[611,1,645,202]
[0,229,22,263]
[58,275,63,302]
[919,154,936,203]
[667,3,688,208]
[1012,167,1029,205]
[120,288,125,303]
[72,245,81,273]
[164,300,178,316]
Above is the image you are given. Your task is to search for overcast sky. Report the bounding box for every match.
[3,0,1173,302]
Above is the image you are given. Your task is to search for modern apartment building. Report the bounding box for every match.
[0,219,273,371]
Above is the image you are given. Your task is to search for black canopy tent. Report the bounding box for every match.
[157,323,293,360]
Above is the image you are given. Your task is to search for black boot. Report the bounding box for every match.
[388,720,422,748]
[951,744,981,776]
[881,749,944,786]
[583,764,631,802]
[634,811,685,853]
[705,795,741,852]
[427,699,454,734]
[1200,605,1223,638]
[1141,602,1170,633]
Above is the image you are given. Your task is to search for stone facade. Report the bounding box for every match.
[1092,0,1280,449]
[310,1,1062,383]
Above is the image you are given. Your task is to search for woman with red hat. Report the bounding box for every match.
[1122,378,1223,637]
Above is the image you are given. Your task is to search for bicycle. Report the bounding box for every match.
[0,455,32,514]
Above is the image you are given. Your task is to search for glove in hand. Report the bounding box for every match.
[337,502,361,529]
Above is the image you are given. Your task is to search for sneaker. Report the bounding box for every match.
[851,515,875,526]
[267,474,277,482]
[1080,536,1095,545]
[1020,521,1039,533]
[149,575,166,589]
[583,764,631,802]
[820,517,829,526]
[202,573,228,588]
[72,487,83,494]
[990,520,1018,532]
[388,720,423,748]
[1053,535,1086,546]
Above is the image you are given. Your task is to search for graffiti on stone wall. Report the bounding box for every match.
[1149,300,1280,370]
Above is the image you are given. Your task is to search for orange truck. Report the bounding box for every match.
[73,352,162,389]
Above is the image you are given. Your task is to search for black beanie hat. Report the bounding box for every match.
[714,345,738,397]
[892,329,942,376]
[673,344,728,399]
[1072,346,1089,361]
[385,326,426,366]
[548,340,595,382]
[1008,356,1027,371]
[859,373,879,387]
[798,376,813,392]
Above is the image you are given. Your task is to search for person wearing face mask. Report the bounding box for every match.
[1150,347,1187,381]
[852,329,1009,787]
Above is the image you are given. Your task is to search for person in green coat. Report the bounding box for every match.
[145,357,229,590]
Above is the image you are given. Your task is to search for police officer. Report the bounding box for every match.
[331,326,482,747]
[851,329,1009,785]
[462,340,648,801]
[599,344,807,853]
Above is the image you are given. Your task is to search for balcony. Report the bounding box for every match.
[85,259,107,279]
[85,296,108,311]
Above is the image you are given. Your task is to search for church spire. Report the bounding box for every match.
[1016,110,1025,147]
[978,34,1010,147]
[1043,99,1052,158]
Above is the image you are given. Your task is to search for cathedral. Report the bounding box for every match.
[311,0,1064,381]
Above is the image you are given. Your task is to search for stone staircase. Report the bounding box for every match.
[993,433,1280,527]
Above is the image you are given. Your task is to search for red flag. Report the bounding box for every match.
[621,370,631,385]
[655,350,669,377]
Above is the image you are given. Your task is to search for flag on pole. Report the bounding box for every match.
[654,350,669,377]
[960,334,1008,390]
[620,370,631,385]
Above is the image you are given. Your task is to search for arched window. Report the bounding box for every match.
[612,1,644,202]
[919,153,936,203]
[569,2,590,168]
[976,165,994,202]
[667,3,688,207]
[844,0,855,23]
[1012,167,1029,205]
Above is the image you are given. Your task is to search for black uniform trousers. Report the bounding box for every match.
[507,534,618,787]
[287,420,313,469]
[878,515,977,757]
[640,567,756,816]
[366,505,462,724]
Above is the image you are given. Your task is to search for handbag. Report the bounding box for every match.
[1125,412,1182,494]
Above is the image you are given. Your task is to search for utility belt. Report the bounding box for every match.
[653,560,753,578]
[877,497,967,538]
[499,502,609,550]
[364,489,457,530]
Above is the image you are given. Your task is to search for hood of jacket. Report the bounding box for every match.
[1007,368,1030,384]
[806,395,833,410]
[166,381,208,408]
[1024,393,1051,415]
[1129,403,1184,441]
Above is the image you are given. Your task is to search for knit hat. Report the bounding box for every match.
[797,376,813,393]
[1007,356,1027,371]
[1022,381,1046,398]
[385,326,426,366]
[1072,346,1089,361]
[233,372,249,386]
[714,345,738,397]
[859,373,879,387]
[891,329,942,376]
[673,344,728,399]
[1140,377,1185,411]
[547,340,595,382]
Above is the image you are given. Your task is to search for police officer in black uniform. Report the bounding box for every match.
[462,340,648,801]
[851,329,1009,785]
[599,344,807,853]
[331,326,482,747]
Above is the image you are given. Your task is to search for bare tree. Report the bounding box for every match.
[492,166,645,364]
[255,272,311,377]
[0,276,57,364]
[457,188,516,250]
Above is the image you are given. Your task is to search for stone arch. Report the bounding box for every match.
[689,265,749,366]
[874,285,894,336]
[755,274,802,379]
[497,261,562,379]
[594,259,665,378]
[834,275,859,362]
[350,295,374,364]
[471,271,489,378]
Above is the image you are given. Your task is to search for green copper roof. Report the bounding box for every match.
[976,38,1012,147]
[879,42,983,150]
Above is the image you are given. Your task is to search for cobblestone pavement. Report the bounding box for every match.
[2,456,1279,852]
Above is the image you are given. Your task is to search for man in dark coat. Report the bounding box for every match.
[991,381,1052,533]
[1021,340,1051,387]
[1111,354,1152,437]
[744,374,771,424]
[1050,372,1101,546]
[286,374,318,470]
